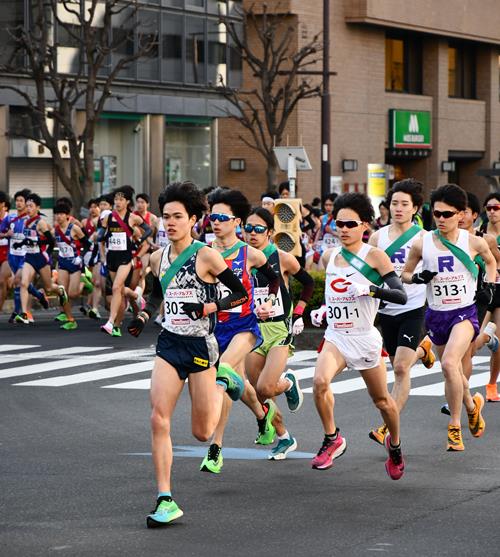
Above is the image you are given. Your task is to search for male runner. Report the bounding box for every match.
[244,207,314,460]
[312,194,339,267]
[402,184,495,451]
[199,187,280,474]
[311,192,408,480]
[0,192,10,311]
[126,181,248,527]
[368,179,435,445]
[81,199,102,319]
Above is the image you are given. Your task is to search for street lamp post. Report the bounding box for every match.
[321,0,331,200]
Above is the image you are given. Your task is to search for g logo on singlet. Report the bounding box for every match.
[330,278,351,293]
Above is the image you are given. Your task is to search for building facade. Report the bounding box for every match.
[218,0,500,206]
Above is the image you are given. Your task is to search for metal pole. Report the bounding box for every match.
[321,0,331,199]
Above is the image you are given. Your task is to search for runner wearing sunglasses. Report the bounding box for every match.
[244,207,314,460]
[311,192,408,480]
[199,187,280,474]
[479,193,500,401]
[402,184,496,451]
[367,179,435,446]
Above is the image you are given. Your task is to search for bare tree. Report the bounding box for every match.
[0,0,156,211]
[215,3,322,190]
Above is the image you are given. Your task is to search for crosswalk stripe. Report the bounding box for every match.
[1,346,111,365]
[0,348,150,380]
[287,350,318,364]
[0,344,40,352]
[410,371,492,397]
[103,378,151,390]
[16,361,154,387]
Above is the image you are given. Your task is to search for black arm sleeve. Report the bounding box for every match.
[138,221,152,243]
[369,271,408,305]
[215,267,249,312]
[255,262,280,295]
[79,235,91,252]
[143,276,164,319]
[292,267,314,303]
[43,230,56,255]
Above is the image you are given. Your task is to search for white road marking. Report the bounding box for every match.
[103,378,151,390]
[1,346,111,364]
[287,350,318,363]
[0,344,40,352]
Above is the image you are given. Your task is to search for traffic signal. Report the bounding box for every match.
[273,198,302,256]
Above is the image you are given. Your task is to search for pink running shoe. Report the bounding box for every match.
[101,321,113,335]
[384,434,405,480]
[311,430,347,470]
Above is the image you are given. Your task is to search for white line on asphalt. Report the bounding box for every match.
[15,361,154,387]
[0,349,149,380]
[103,378,151,390]
[410,371,493,397]
[1,346,111,364]
[287,350,318,363]
[0,344,40,352]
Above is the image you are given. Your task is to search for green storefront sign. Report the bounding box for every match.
[390,110,432,149]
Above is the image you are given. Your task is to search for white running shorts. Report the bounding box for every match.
[324,327,382,371]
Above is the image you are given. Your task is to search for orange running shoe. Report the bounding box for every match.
[419,337,435,369]
[467,393,486,437]
[26,311,34,324]
[447,425,464,451]
[369,423,388,446]
[485,383,500,402]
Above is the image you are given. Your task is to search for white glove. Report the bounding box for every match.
[72,256,82,267]
[292,316,304,336]
[346,281,371,297]
[311,305,326,327]
[83,251,92,267]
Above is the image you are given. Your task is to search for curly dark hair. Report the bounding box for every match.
[208,187,251,221]
[332,192,375,223]
[430,184,467,212]
[158,181,207,221]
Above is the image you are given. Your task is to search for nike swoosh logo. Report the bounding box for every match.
[346,272,355,278]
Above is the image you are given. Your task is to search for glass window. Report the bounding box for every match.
[186,0,205,9]
[0,1,25,67]
[208,1,226,15]
[162,13,183,82]
[138,9,160,80]
[208,18,226,84]
[448,43,476,99]
[162,0,184,7]
[227,22,242,88]
[448,47,458,97]
[385,34,422,94]
[112,7,136,79]
[165,120,213,188]
[385,38,404,92]
[186,16,205,83]
[9,106,42,140]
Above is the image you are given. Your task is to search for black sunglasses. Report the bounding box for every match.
[209,213,236,223]
[244,224,268,234]
[335,219,363,229]
[433,210,458,219]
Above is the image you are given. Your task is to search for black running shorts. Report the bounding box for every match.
[378,307,425,357]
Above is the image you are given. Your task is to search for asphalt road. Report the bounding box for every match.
[1,312,499,556]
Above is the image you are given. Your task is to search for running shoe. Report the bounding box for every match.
[26,311,34,324]
[79,304,90,316]
[441,403,451,416]
[146,496,183,528]
[14,312,30,325]
[101,321,113,335]
[485,383,500,402]
[61,320,78,331]
[216,364,245,401]
[447,425,464,451]
[54,312,69,323]
[311,430,347,470]
[419,337,435,369]
[200,443,223,474]
[80,267,94,293]
[135,286,146,311]
[467,392,485,437]
[384,434,405,480]
[369,423,388,445]
[58,285,68,306]
[255,400,276,445]
[39,293,49,310]
[284,370,303,413]
[484,322,499,353]
[87,307,101,320]
[8,312,17,324]
[112,326,122,337]
[268,436,297,460]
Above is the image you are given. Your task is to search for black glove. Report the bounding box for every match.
[12,242,24,249]
[475,282,495,306]
[411,270,437,284]
[127,313,147,337]
[180,301,205,320]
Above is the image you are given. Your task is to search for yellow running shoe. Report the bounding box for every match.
[419,337,435,369]
[368,423,388,446]
[467,392,485,438]
[447,425,464,451]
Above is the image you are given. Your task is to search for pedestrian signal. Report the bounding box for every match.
[273,198,302,256]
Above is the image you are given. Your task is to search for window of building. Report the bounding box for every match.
[385,34,422,94]
[186,15,206,83]
[0,1,25,67]
[208,18,226,84]
[448,43,476,99]
[162,12,183,82]
[137,9,160,80]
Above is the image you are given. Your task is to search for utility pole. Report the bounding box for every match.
[321,0,331,200]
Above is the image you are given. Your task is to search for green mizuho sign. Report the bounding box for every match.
[390,110,432,149]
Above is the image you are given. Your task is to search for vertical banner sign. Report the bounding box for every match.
[367,164,387,215]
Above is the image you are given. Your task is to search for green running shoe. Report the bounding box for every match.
[255,400,276,445]
[146,496,183,528]
[284,370,304,413]
[216,363,244,401]
[200,443,223,474]
[54,312,69,323]
[268,436,298,460]
[111,326,122,337]
[61,320,78,331]
[15,312,30,325]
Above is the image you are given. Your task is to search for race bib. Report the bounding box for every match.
[431,275,468,306]
[163,288,199,328]
[254,286,284,318]
[108,232,127,251]
[58,242,74,259]
[218,283,242,313]
[322,233,340,249]
[204,232,216,245]
[156,231,170,248]
[326,294,363,330]
[10,232,25,256]
[24,229,39,254]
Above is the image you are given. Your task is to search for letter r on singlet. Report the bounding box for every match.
[438,255,454,272]
[391,249,406,264]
